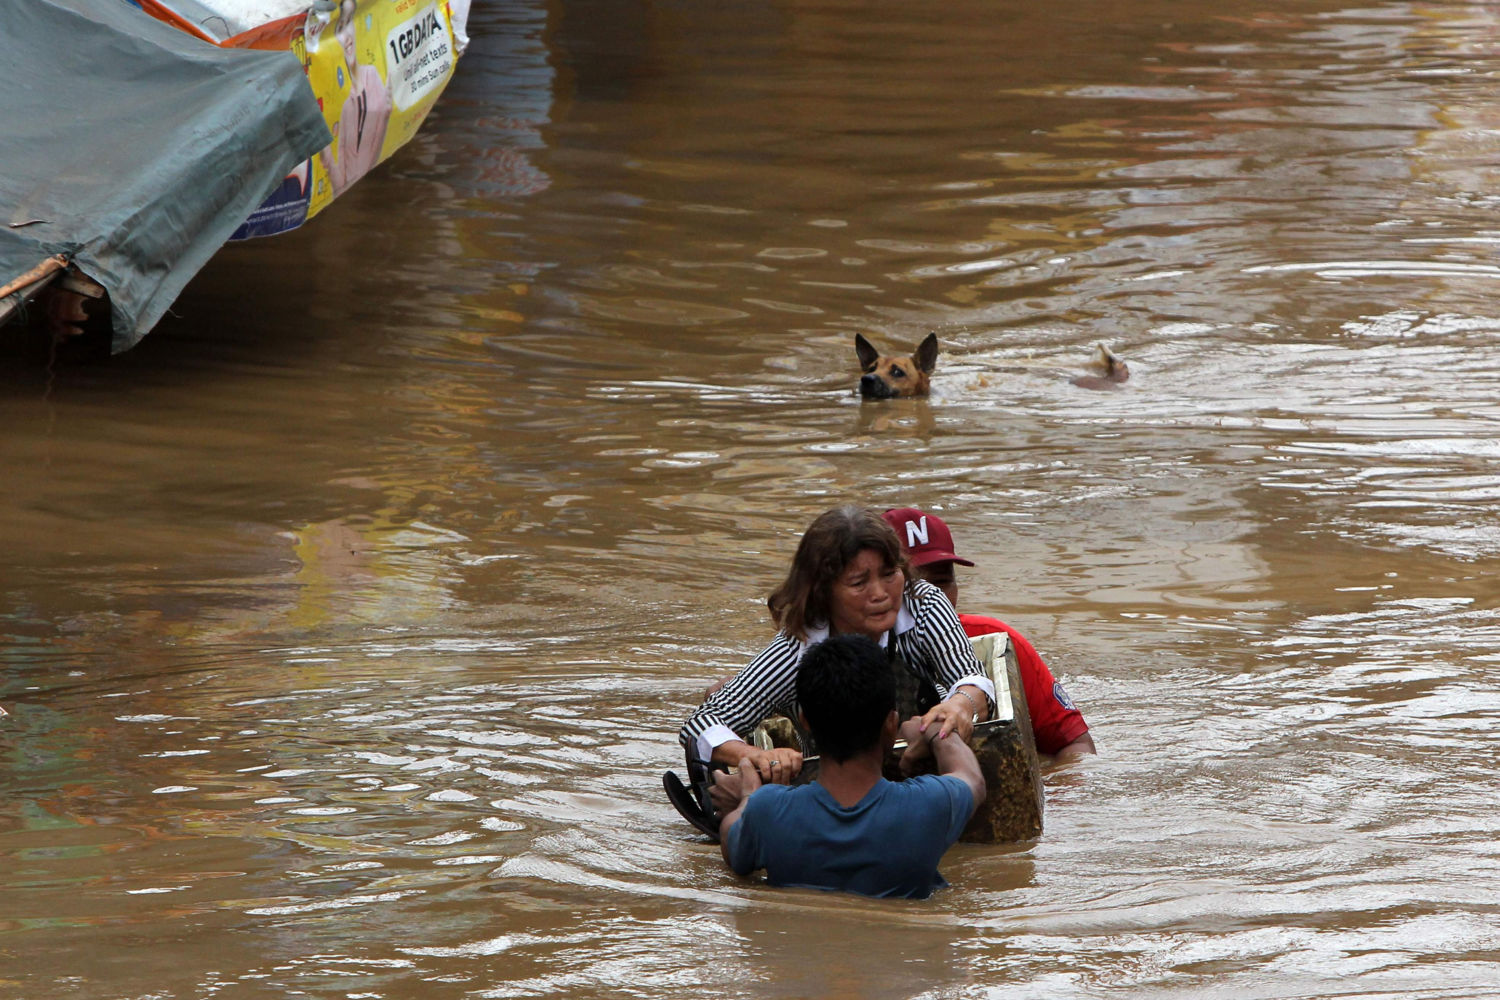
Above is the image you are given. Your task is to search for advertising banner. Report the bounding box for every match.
[229,0,466,240]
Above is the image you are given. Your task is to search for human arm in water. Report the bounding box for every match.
[1055,731,1097,757]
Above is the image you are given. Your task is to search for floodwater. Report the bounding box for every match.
[4,0,1500,996]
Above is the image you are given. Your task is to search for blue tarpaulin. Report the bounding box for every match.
[0,0,330,352]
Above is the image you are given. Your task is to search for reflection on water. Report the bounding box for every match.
[5,0,1500,997]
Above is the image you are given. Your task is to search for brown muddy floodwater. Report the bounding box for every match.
[5,1,1500,997]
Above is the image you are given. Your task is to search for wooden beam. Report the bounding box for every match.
[0,255,70,328]
[0,253,69,300]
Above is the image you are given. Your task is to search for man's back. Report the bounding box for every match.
[724,775,974,899]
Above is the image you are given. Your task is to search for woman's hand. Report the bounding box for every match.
[736,745,802,785]
[917,691,982,745]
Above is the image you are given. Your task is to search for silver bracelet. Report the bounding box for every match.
[952,687,980,722]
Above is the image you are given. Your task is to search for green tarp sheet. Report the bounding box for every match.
[0,0,331,352]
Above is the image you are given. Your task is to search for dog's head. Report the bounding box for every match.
[855,333,938,399]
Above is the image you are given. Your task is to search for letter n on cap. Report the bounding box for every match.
[906,517,929,547]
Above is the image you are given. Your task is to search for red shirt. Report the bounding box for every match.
[960,614,1089,755]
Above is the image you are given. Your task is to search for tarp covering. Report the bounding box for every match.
[0,0,331,352]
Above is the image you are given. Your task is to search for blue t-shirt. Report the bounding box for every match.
[724,775,976,899]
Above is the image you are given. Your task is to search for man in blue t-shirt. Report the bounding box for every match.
[716,633,986,899]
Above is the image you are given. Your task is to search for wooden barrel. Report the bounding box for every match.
[751,632,1044,844]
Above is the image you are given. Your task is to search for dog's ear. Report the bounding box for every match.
[914,332,939,374]
[855,333,880,373]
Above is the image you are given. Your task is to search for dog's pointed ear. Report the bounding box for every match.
[914,332,939,374]
[855,333,879,373]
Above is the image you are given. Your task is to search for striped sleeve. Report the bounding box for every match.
[901,580,991,702]
[679,633,804,756]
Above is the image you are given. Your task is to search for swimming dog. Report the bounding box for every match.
[855,332,938,399]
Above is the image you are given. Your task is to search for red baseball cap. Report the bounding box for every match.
[881,507,974,568]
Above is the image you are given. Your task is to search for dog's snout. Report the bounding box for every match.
[860,373,893,399]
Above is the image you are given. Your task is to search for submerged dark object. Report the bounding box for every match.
[663,764,723,840]
[0,0,329,352]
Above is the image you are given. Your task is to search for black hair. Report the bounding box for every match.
[796,633,895,763]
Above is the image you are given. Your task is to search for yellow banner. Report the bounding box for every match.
[302,0,458,214]
[233,0,462,239]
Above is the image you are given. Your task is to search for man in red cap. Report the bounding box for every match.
[882,507,1095,758]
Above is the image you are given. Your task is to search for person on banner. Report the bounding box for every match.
[717,633,983,899]
[318,0,393,197]
[678,505,994,797]
[881,507,1096,758]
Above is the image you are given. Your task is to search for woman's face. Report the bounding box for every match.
[828,548,904,640]
[337,4,358,66]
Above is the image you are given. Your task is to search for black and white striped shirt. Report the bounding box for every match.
[680,578,995,761]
